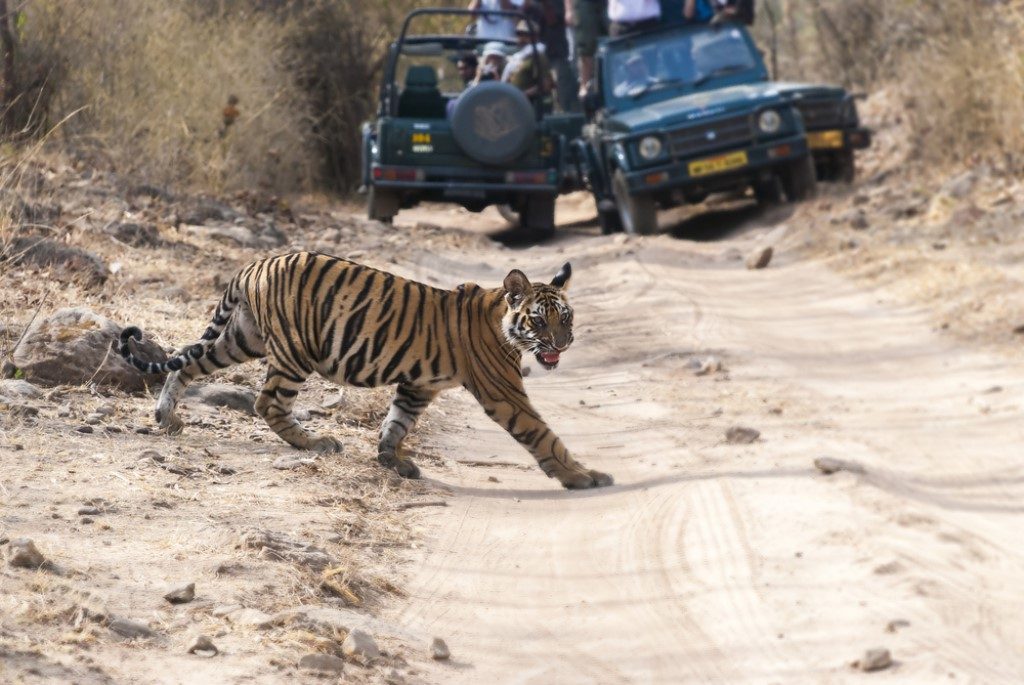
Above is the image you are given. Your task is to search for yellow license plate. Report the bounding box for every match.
[688,150,748,178]
[807,129,844,149]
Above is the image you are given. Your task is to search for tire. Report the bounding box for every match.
[611,169,657,235]
[496,204,519,226]
[449,82,537,166]
[835,150,856,183]
[780,154,818,202]
[519,194,556,237]
[753,176,783,205]
[367,186,399,222]
[598,207,623,234]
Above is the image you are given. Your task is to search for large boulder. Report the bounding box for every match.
[11,307,167,392]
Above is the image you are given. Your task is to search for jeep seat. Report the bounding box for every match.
[398,65,447,119]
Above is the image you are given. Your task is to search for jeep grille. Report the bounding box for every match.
[666,114,752,158]
[795,100,844,130]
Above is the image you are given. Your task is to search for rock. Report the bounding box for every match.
[4,236,108,285]
[342,628,380,660]
[75,425,94,434]
[226,607,274,628]
[238,528,334,571]
[0,394,39,418]
[11,307,167,391]
[725,426,760,444]
[185,383,255,414]
[272,455,317,470]
[694,356,721,376]
[164,582,196,604]
[942,170,977,199]
[109,617,155,639]
[745,246,773,270]
[0,379,43,399]
[180,199,240,225]
[430,637,450,660]
[855,647,893,672]
[108,222,165,248]
[77,506,101,516]
[299,653,345,674]
[850,212,870,230]
[885,619,911,633]
[182,224,260,248]
[211,604,243,618]
[7,538,46,568]
[813,457,866,475]
[187,634,218,657]
[873,561,902,575]
[1,358,15,378]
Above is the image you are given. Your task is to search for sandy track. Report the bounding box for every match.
[386,206,1024,683]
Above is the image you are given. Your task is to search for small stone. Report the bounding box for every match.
[813,457,866,475]
[109,617,154,639]
[850,213,870,230]
[321,393,346,410]
[272,455,316,470]
[7,538,46,569]
[487,476,500,483]
[292,408,311,422]
[227,607,274,628]
[885,619,911,633]
[298,653,345,674]
[80,517,94,524]
[342,628,380,660]
[138,449,165,463]
[430,637,450,660]
[0,359,15,379]
[0,379,43,399]
[75,425,94,434]
[185,383,256,415]
[211,604,243,618]
[855,647,893,672]
[78,506,101,516]
[725,426,760,444]
[84,413,103,425]
[873,561,902,575]
[694,356,721,376]
[745,246,773,270]
[187,634,218,657]
[164,582,196,604]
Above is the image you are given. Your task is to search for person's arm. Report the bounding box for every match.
[684,0,696,19]
[469,0,482,11]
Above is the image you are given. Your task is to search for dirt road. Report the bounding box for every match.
[387,200,1024,683]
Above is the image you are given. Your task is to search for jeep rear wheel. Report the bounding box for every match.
[519,194,556,238]
[368,186,400,223]
[780,155,818,202]
[611,169,658,235]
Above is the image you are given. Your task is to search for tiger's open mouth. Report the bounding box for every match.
[536,350,561,370]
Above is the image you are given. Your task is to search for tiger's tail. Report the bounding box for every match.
[115,274,245,374]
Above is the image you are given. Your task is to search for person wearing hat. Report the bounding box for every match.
[502,19,554,105]
[475,41,509,84]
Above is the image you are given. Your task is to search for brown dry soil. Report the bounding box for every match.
[4,96,1024,683]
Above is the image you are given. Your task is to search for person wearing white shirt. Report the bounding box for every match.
[607,0,661,35]
[469,0,526,40]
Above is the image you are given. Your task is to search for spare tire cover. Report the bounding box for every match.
[450,81,536,166]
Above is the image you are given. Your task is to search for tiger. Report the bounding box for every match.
[116,251,613,490]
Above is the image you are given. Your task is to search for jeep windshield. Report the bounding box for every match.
[605,25,762,108]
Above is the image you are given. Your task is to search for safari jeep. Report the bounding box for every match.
[576,22,870,235]
[361,8,585,233]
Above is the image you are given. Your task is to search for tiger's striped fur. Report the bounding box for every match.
[116,252,613,489]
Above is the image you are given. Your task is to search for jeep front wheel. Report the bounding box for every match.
[611,169,658,235]
[780,155,818,202]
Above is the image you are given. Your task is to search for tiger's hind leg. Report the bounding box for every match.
[377,384,437,479]
[155,306,266,433]
[256,365,342,454]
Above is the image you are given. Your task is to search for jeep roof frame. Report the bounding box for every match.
[382,7,545,120]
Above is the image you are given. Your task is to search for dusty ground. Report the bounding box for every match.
[4,94,1024,683]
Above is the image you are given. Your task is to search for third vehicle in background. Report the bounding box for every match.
[575,22,871,235]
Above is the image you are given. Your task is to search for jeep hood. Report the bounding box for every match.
[604,81,846,134]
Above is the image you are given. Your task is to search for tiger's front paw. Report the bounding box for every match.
[378,453,421,479]
[559,468,614,490]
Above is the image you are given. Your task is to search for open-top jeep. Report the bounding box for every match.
[362,8,585,233]
[576,22,871,235]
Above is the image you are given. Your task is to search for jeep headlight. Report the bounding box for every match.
[638,136,663,160]
[758,109,782,134]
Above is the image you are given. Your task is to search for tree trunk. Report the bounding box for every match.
[0,0,16,131]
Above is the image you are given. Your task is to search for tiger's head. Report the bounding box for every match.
[502,263,573,371]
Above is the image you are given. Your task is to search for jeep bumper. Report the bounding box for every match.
[806,127,872,152]
[370,164,560,196]
[622,134,809,194]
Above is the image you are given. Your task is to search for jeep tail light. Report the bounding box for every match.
[372,166,424,182]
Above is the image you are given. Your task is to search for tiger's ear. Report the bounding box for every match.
[503,269,533,308]
[551,262,572,290]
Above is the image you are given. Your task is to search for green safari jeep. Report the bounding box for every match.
[576,22,871,234]
[361,8,585,233]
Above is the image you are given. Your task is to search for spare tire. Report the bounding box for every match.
[450,81,536,166]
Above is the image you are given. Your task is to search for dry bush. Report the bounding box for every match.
[756,0,1024,169]
[17,1,318,192]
